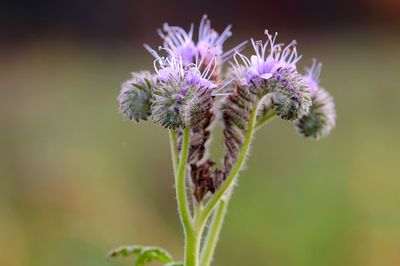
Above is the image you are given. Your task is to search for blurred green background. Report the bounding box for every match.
[1,1,400,265]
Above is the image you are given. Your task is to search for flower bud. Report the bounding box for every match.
[295,87,336,139]
[295,59,336,139]
[118,71,154,122]
[182,88,214,130]
[151,86,186,129]
[270,67,311,121]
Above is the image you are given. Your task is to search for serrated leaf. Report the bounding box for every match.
[106,245,143,259]
[135,247,173,266]
[107,245,174,266]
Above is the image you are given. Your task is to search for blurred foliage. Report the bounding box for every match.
[0,32,400,266]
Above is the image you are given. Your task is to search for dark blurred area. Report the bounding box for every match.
[1,0,400,45]
[1,1,400,266]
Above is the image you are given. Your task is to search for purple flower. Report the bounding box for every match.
[303,58,322,94]
[146,45,217,94]
[231,30,301,86]
[145,46,218,129]
[157,23,197,64]
[228,30,312,120]
[153,15,246,74]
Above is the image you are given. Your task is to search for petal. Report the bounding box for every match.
[260,73,273,80]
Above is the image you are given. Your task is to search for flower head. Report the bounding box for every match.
[157,23,197,65]
[295,60,336,139]
[154,15,246,79]
[231,30,301,87]
[118,71,155,122]
[270,67,311,120]
[229,30,311,120]
[146,47,217,129]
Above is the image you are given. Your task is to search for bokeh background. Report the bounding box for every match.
[1,0,400,265]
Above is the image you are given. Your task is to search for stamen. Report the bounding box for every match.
[216,24,232,45]
[169,26,190,43]
[188,23,194,40]
[199,14,208,40]
[206,55,218,80]
[167,30,183,47]
[236,52,251,67]
[233,52,241,67]
[157,28,166,39]
[214,79,233,93]
[221,40,247,62]
[201,55,215,78]
[212,92,232,96]
[307,58,322,82]
[144,44,162,60]
[153,59,160,75]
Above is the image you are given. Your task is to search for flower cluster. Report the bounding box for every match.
[117,15,336,201]
[147,47,217,129]
[114,16,337,266]
[229,31,311,120]
[156,15,246,76]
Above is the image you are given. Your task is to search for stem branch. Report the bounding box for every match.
[172,127,200,266]
[170,106,276,266]
[176,127,192,231]
[199,106,276,266]
[200,101,261,224]
[255,111,276,130]
[169,130,179,174]
[199,200,228,266]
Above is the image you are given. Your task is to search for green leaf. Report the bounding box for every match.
[107,245,174,266]
[106,245,142,259]
[135,247,173,266]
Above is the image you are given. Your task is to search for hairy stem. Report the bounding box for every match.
[199,100,261,225]
[171,107,276,266]
[199,106,276,266]
[176,127,192,229]
[171,127,198,266]
[185,226,202,266]
[169,130,179,174]
[199,199,228,266]
[255,111,277,130]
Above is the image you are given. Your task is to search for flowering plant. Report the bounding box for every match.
[111,15,336,266]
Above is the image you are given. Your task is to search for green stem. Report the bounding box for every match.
[176,127,192,230]
[199,108,276,266]
[185,227,202,266]
[199,200,228,266]
[199,101,261,225]
[172,127,197,266]
[169,130,179,174]
[170,106,276,266]
[255,111,276,130]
